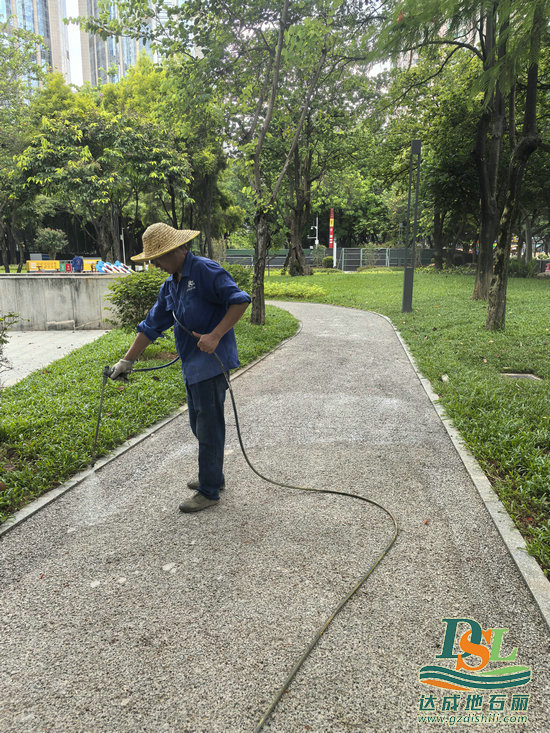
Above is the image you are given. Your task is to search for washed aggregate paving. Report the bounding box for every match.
[1,302,549,732]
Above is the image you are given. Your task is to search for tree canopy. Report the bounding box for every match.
[1,1,548,329]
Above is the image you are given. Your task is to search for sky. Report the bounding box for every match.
[66,0,83,86]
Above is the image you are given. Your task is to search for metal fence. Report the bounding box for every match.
[222,247,435,271]
[222,249,322,269]
[338,248,435,270]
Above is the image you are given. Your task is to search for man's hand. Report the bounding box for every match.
[110,358,134,381]
[191,302,249,354]
[192,331,221,354]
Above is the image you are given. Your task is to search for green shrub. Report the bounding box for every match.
[107,263,254,332]
[311,246,328,267]
[313,267,344,275]
[34,228,69,259]
[264,281,326,299]
[322,256,334,268]
[418,264,476,276]
[361,247,379,268]
[0,313,18,388]
[509,258,539,278]
[220,262,253,293]
[106,269,167,331]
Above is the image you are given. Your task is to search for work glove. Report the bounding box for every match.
[110,358,134,381]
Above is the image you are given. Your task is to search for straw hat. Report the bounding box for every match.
[131,223,200,263]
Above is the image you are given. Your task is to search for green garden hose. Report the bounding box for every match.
[93,315,399,731]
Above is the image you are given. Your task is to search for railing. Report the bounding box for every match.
[222,248,435,271]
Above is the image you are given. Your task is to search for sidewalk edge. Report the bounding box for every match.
[375,311,550,631]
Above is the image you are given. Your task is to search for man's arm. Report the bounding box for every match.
[124,331,153,362]
[192,302,249,354]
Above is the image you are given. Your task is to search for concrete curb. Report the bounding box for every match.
[0,321,302,539]
[375,310,550,631]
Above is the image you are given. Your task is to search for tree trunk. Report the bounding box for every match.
[169,180,178,228]
[487,0,543,329]
[524,215,533,262]
[8,220,24,273]
[486,154,525,329]
[0,222,9,273]
[251,210,269,325]
[198,232,206,257]
[91,220,113,261]
[17,242,25,272]
[204,174,214,260]
[111,210,121,261]
[473,7,506,300]
[473,109,501,299]
[288,206,311,276]
[446,241,456,268]
[7,225,18,268]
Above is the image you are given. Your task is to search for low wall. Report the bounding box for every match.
[0,274,125,330]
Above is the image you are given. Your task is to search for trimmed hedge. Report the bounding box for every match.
[264,281,326,299]
[219,262,253,293]
[106,269,167,332]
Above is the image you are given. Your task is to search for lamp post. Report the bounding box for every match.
[120,229,126,265]
[308,216,319,249]
[402,140,421,313]
[309,216,319,246]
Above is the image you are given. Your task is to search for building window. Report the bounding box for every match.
[37,0,50,40]
[96,38,107,83]
[17,0,35,32]
[0,0,9,23]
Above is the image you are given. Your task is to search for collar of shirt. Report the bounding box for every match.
[170,250,193,284]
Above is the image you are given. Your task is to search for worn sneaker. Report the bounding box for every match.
[179,492,219,513]
[187,479,225,491]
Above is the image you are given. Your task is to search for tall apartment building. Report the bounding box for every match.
[1,0,71,80]
[78,0,150,86]
[2,1,184,87]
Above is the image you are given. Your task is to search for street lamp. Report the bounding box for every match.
[402,140,421,313]
[308,216,319,247]
[120,228,126,265]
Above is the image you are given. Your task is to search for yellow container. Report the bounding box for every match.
[26,260,60,271]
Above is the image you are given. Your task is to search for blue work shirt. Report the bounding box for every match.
[137,252,251,385]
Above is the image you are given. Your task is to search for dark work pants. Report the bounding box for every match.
[185,373,228,500]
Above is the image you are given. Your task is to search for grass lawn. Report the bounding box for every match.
[265,269,550,575]
[5,265,26,273]
[0,304,299,524]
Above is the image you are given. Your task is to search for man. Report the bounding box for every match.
[71,254,84,273]
[110,222,251,513]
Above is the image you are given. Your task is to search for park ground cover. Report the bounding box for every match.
[265,269,550,575]
[0,304,299,525]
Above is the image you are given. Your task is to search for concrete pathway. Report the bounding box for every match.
[1,303,548,732]
[2,330,107,387]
